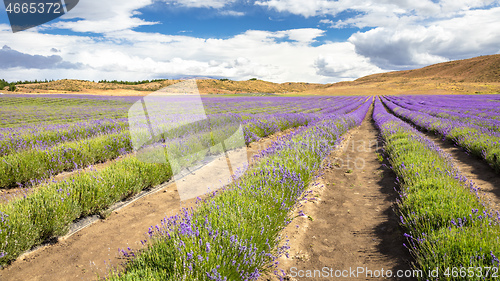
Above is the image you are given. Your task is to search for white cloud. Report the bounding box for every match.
[255,0,341,17]
[0,24,12,32]
[349,7,500,69]
[0,26,380,83]
[439,0,497,13]
[219,10,245,16]
[3,0,498,84]
[49,0,157,33]
[255,0,416,19]
[0,45,83,69]
[256,0,498,28]
[314,43,383,79]
[279,28,325,44]
[162,0,237,9]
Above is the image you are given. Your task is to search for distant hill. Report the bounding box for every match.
[9,79,326,96]
[358,54,500,83]
[196,79,324,94]
[306,54,500,95]
[5,54,500,96]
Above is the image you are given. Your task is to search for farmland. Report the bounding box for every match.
[0,90,499,281]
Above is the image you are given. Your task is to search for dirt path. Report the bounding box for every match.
[424,133,500,212]
[270,111,413,280]
[0,128,297,281]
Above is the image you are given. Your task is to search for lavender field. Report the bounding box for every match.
[0,94,367,264]
[1,93,499,280]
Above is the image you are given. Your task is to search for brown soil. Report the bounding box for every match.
[0,188,30,204]
[266,110,414,280]
[424,133,500,212]
[0,128,297,281]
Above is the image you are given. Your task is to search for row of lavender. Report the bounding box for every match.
[0,95,365,153]
[0,95,131,131]
[0,96,367,189]
[0,114,309,190]
[374,98,500,280]
[0,95,362,133]
[106,99,371,280]
[382,96,500,173]
[386,95,500,117]
[383,95,500,132]
[0,95,368,266]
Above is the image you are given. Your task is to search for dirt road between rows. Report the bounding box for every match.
[0,128,297,281]
[424,133,500,212]
[270,110,414,280]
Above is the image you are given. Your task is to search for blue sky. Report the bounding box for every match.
[0,0,499,83]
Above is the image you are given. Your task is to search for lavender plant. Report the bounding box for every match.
[0,96,367,189]
[0,95,368,267]
[374,98,500,280]
[105,100,371,280]
[381,96,500,172]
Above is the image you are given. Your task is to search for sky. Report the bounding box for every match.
[0,0,499,83]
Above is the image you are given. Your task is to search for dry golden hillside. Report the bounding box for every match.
[8,54,500,96]
[306,54,500,95]
[196,79,324,94]
[359,54,500,83]
[13,79,326,96]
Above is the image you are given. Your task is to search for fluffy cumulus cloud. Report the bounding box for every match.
[1,0,499,83]
[280,28,325,44]
[349,7,500,69]
[80,28,356,82]
[218,10,245,16]
[255,0,439,20]
[256,0,500,70]
[49,0,157,33]
[0,26,377,82]
[255,0,340,17]
[313,43,383,78]
[256,0,497,25]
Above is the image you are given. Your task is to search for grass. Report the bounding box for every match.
[0,119,127,157]
[0,97,368,191]
[0,96,132,128]
[0,132,132,189]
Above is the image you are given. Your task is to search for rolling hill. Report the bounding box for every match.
[359,54,500,83]
[306,54,500,95]
[4,54,500,96]
[8,78,326,96]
